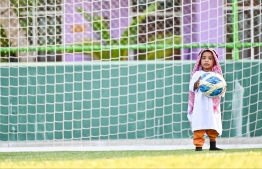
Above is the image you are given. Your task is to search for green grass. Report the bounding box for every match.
[1,148,262,168]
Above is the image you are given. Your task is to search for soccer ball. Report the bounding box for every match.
[199,72,227,98]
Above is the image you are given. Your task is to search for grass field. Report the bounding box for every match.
[1,148,262,168]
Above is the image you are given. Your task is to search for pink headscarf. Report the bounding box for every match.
[187,48,223,115]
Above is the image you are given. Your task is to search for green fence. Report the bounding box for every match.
[0,62,261,141]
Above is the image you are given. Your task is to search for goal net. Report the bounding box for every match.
[0,0,262,152]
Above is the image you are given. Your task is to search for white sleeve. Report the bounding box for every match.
[187,113,192,122]
[189,72,201,92]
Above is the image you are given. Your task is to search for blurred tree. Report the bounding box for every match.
[0,0,35,62]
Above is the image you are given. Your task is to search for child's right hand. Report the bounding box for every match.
[194,76,201,91]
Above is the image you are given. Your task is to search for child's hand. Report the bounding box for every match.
[194,76,201,91]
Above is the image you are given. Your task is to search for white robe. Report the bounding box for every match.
[187,70,222,135]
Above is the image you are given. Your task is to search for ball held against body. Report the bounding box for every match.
[199,72,227,98]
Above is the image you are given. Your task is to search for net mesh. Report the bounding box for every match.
[0,0,262,150]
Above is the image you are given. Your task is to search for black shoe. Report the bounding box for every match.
[195,147,202,151]
[209,141,223,151]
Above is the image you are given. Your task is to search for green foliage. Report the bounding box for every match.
[138,34,181,60]
[0,27,15,62]
[76,2,173,61]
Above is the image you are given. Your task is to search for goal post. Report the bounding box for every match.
[1,0,262,151]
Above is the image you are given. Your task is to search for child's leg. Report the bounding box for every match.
[206,129,219,141]
[193,130,206,151]
[206,129,222,151]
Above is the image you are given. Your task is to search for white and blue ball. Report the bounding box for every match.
[199,72,227,98]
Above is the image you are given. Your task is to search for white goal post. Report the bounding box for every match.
[0,0,262,152]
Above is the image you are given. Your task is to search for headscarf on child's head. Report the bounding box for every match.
[188,48,223,115]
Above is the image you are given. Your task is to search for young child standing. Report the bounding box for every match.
[187,48,225,151]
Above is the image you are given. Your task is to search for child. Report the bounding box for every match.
[187,48,225,151]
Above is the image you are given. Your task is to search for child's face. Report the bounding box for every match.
[201,51,215,72]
